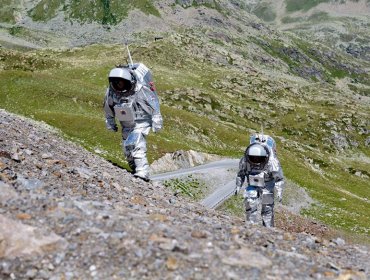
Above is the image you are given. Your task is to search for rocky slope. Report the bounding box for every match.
[1,111,369,279]
[0,0,369,240]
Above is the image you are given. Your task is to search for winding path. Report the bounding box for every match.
[150,159,239,209]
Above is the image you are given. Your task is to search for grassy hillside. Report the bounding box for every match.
[0,0,369,240]
[1,0,160,24]
[1,30,369,240]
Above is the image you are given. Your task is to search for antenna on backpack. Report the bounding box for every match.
[127,45,134,68]
[124,40,134,69]
[261,123,264,138]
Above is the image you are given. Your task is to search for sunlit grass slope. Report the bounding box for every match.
[0,43,249,165]
[0,35,369,238]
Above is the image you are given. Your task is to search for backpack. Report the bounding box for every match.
[117,63,157,93]
[249,134,277,157]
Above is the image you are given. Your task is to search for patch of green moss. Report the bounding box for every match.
[285,0,330,12]
[254,4,276,22]
[9,26,23,36]
[163,175,206,199]
[0,0,22,24]
[308,11,329,22]
[28,0,63,22]
[29,0,160,24]
[217,195,244,217]
[176,0,226,15]
[281,16,301,24]
[348,84,370,97]
[0,49,60,71]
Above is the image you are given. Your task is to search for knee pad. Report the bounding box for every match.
[244,199,252,210]
[244,187,258,199]
[244,197,258,211]
[124,132,142,152]
[261,193,274,205]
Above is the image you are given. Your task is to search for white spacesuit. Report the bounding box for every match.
[235,134,285,227]
[103,63,163,180]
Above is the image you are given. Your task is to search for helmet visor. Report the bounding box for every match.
[110,78,132,92]
[248,155,267,164]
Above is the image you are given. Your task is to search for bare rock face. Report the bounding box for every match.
[0,109,369,279]
[0,214,66,259]
[151,150,223,173]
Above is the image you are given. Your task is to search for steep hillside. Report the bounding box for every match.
[0,0,369,240]
[1,110,369,279]
[245,0,370,63]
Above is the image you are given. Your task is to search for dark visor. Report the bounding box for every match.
[110,78,132,92]
[249,155,267,164]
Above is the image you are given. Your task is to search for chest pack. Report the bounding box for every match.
[248,173,265,187]
[114,99,135,122]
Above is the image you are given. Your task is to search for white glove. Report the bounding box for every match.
[276,190,282,203]
[152,114,163,133]
[275,180,284,203]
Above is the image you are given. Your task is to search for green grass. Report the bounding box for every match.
[285,0,330,12]
[9,26,23,36]
[278,145,369,235]
[308,11,329,23]
[0,33,369,241]
[254,4,276,22]
[218,195,244,217]
[0,0,22,24]
[249,36,312,77]
[28,0,63,22]
[28,0,160,24]
[175,0,225,14]
[281,16,301,24]
[348,84,370,97]
[163,175,206,199]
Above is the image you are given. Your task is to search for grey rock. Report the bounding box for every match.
[24,149,33,155]
[17,176,44,190]
[11,153,21,162]
[75,167,93,179]
[365,137,370,147]
[333,238,345,246]
[26,268,38,278]
[331,133,349,150]
[0,181,18,201]
[41,153,53,159]
[222,247,272,269]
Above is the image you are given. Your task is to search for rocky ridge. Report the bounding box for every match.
[0,111,369,279]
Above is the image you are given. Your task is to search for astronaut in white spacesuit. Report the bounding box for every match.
[103,63,162,181]
[235,134,285,227]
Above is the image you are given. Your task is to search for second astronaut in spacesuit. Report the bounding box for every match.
[235,134,285,227]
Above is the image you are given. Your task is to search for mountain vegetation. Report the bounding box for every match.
[0,0,369,243]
